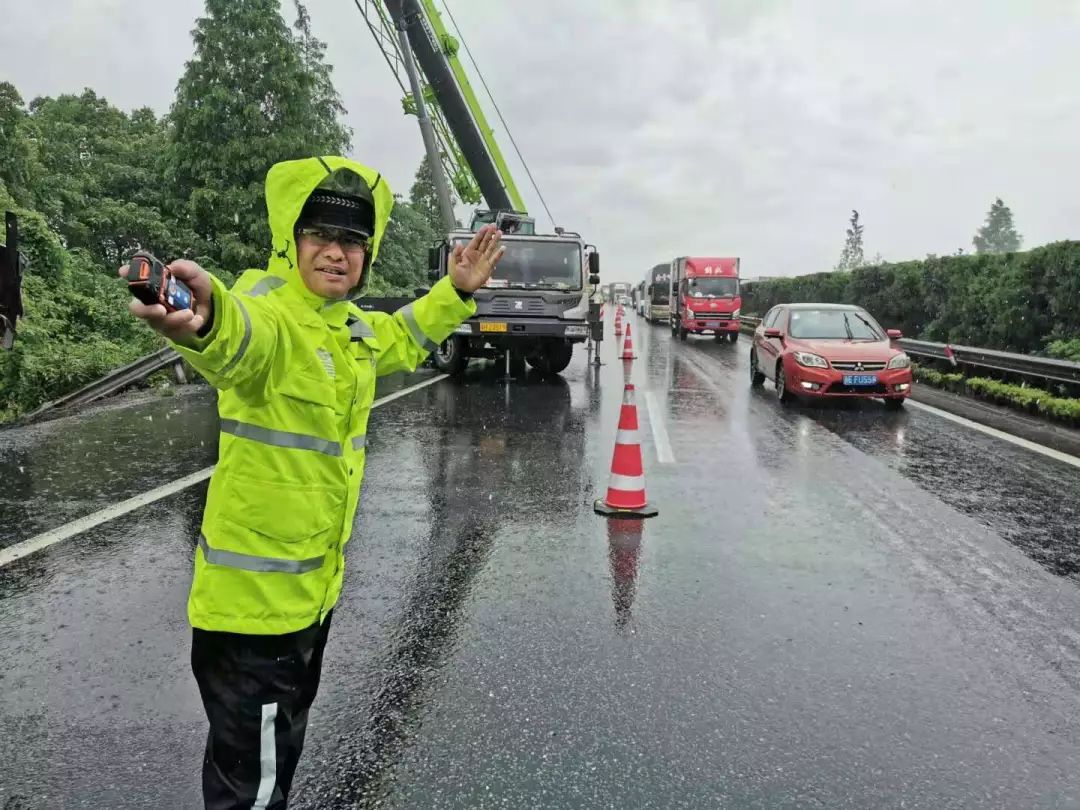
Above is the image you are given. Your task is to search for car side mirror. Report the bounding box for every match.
[764,327,782,339]
[886,328,903,339]
[588,252,599,275]
[427,247,440,271]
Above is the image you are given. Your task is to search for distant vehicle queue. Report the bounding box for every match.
[612,255,913,410]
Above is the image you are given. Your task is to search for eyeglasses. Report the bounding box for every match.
[298,226,369,253]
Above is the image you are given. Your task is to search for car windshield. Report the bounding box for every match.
[686,277,737,298]
[456,238,582,290]
[788,309,884,340]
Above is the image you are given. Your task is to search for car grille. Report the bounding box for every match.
[489,298,546,315]
[831,361,886,371]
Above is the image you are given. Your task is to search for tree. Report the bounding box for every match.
[27,90,199,269]
[408,158,456,234]
[972,198,1022,254]
[0,82,41,207]
[836,209,864,271]
[166,0,351,273]
[292,0,352,153]
[365,194,437,296]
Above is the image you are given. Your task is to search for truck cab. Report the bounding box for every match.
[669,256,741,343]
[428,226,600,376]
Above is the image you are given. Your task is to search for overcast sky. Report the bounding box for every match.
[4,0,1080,283]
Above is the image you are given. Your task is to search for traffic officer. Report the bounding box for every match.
[120,155,503,809]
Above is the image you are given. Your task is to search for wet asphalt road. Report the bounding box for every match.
[3,318,1080,808]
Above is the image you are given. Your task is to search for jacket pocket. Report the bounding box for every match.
[219,474,344,549]
[276,371,338,410]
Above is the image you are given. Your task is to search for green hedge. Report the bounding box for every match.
[743,241,1080,354]
[913,366,1080,427]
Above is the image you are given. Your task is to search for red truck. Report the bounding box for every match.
[668,256,742,343]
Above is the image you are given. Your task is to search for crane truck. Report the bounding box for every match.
[365,0,600,376]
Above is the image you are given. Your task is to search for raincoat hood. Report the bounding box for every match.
[263,156,394,317]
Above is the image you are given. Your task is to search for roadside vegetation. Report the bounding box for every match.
[0,0,445,424]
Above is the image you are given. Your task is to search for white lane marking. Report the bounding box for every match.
[907,398,1080,470]
[643,391,676,464]
[0,373,450,569]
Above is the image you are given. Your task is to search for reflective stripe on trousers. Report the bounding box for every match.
[252,703,278,809]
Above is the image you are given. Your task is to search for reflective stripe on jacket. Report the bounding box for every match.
[171,156,475,634]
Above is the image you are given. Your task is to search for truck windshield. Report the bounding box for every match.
[686,277,738,298]
[458,239,582,290]
[788,309,884,340]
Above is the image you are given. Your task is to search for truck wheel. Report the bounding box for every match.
[528,341,573,376]
[433,335,469,376]
[727,332,739,344]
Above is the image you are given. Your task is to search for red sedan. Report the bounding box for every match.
[749,304,912,409]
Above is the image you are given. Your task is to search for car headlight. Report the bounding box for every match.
[793,351,829,369]
[887,353,911,369]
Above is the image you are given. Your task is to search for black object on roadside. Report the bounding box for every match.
[127,251,193,312]
[0,211,25,350]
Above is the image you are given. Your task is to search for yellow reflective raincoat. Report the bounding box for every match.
[171,156,475,634]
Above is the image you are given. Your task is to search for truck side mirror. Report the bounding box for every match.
[427,247,440,271]
[589,274,600,286]
[588,252,599,275]
[427,269,440,282]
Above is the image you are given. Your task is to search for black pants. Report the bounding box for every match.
[191,611,333,810]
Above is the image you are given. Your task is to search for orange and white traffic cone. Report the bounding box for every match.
[620,322,637,360]
[594,382,659,518]
[615,307,624,337]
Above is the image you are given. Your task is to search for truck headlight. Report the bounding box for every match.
[685,308,694,318]
[793,351,829,369]
[733,309,741,318]
[887,353,911,369]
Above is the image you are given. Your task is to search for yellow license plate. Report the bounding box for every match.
[480,322,508,333]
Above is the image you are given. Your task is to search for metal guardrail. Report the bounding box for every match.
[897,339,1080,386]
[737,316,1080,387]
[22,346,182,422]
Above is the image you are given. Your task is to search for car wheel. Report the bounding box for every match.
[775,363,792,404]
[884,397,905,411]
[749,350,766,387]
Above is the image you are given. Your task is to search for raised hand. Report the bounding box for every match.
[448,225,506,294]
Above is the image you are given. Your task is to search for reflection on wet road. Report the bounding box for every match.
[2,320,1080,808]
